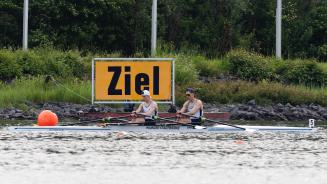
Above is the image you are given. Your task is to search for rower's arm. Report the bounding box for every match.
[179,102,188,113]
[134,103,143,113]
[185,100,203,115]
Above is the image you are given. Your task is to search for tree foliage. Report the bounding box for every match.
[0,0,326,60]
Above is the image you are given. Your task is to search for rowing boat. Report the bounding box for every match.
[7,124,316,133]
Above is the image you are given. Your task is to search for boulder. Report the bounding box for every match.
[246,99,256,106]
[231,110,259,120]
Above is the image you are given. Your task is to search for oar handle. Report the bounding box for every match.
[130,113,197,127]
[133,112,159,120]
[103,117,129,123]
[109,114,132,119]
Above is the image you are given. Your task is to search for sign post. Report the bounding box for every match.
[92,58,175,104]
[23,0,29,50]
[276,0,282,59]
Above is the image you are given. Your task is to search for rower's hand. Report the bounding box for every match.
[131,111,137,118]
[97,123,107,128]
[176,111,182,118]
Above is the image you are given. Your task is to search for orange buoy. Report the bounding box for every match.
[37,110,58,126]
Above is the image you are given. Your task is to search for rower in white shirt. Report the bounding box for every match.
[131,90,158,126]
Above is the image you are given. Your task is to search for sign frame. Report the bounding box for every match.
[92,58,175,104]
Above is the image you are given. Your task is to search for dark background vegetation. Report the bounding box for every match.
[1,0,326,60]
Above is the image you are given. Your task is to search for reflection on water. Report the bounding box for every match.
[0,122,326,184]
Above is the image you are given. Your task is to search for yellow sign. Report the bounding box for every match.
[92,59,174,103]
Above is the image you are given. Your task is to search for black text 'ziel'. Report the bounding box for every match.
[108,66,159,95]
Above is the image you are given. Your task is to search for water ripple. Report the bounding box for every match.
[0,128,326,184]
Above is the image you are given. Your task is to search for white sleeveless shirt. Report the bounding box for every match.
[142,101,157,119]
[187,100,203,119]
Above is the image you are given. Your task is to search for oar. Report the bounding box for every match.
[159,115,178,119]
[62,115,132,126]
[104,117,129,123]
[78,119,103,123]
[107,114,132,119]
[157,116,206,129]
[102,121,149,126]
[62,119,102,126]
[79,114,131,123]
[180,113,255,132]
[135,113,206,129]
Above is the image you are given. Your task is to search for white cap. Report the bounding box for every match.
[141,90,151,96]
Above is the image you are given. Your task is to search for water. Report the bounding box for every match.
[0,122,327,184]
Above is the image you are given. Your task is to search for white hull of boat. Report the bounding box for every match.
[6,125,316,133]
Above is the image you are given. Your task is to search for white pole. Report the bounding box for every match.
[276,0,282,59]
[151,0,157,56]
[23,0,29,50]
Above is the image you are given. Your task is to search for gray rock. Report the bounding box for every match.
[247,99,256,106]
[12,113,24,118]
[15,109,23,113]
[1,102,327,121]
[239,105,249,111]
[231,110,259,120]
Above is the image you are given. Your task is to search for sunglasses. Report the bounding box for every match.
[185,94,191,96]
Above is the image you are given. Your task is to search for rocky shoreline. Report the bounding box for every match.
[1,100,327,121]
[207,100,327,121]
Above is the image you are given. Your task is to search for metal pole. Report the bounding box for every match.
[23,0,29,50]
[151,0,157,56]
[276,0,282,59]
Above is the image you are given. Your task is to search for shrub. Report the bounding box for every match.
[61,51,84,78]
[0,50,22,81]
[39,49,71,78]
[176,81,327,106]
[282,59,327,87]
[174,54,199,85]
[228,49,327,87]
[191,55,229,78]
[317,44,327,61]
[15,50,46,76]
[227,49,274,82]
[81,55,93,80]
[318,63,327,73]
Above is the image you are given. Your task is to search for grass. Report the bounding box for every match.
[176,81,327,106]
[0,77,91,108]
[1,77,327,108]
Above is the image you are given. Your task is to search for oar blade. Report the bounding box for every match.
[244,128,257,132]
[194,125,206,129]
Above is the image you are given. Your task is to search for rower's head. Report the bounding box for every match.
[141,90,151,102]
[185,88,195,100]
